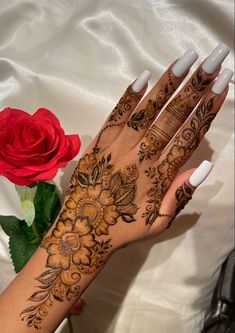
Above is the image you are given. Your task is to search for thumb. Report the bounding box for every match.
[158,160,214,229]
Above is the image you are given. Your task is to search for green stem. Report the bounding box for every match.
[31,220,40,243]
[67,315,74,333]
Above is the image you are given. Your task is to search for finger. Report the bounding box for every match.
[115,49,198,151]
[158,68,233,173]
[148,160,214,232]
[136,43,230,162]
[70,298,85,316]
[91,70,150,154]
[143,68,233,226]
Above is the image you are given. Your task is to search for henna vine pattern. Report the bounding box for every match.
[20,153,139,328]
[175,183,193,216]
[127,69,174,131]
[144,97,215,225]
[138,70,213,162]
[93,85,142,152]
[109,85,142,122]
[166,183,193,229]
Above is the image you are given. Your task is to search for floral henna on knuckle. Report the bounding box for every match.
[20,153,139,329]
[144,97,215,225]
[138,70,213,162]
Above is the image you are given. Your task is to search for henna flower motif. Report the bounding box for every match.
[77,153,97,174]
[65,184,119,236]
[45,218,96,269]
[156,144,191,195]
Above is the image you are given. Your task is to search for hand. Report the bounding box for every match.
[51,43,231,250]
[19,43,233,329]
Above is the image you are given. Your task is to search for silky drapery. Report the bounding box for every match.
[0,1,234,332]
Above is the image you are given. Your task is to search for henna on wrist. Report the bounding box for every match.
[20,152,139,329]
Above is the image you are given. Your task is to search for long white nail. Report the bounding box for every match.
[189,160,214,187]
[132,70,151,92]
[211,68,233,94]
[202,43,230,74]
[172,49,198,78]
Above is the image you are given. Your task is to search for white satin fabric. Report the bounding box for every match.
[0,1,234,332]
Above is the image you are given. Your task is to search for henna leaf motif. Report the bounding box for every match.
[109,172,123,194]
[77,172,89,186]
[28,290,48,302]
[36,269,60,285]
[91,165,99,183]
[115,184,135,206]
[121,213,135,223]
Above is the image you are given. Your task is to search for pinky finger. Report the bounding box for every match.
[152,160,214,232]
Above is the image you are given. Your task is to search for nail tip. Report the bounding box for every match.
[172,48,198,78]
[202,42,230,74]
[189,160,214,187]
[211,68,233,94]
[132,69,151,92]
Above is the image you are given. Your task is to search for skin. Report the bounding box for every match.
[0,57,229,333]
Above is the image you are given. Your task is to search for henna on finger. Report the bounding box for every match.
[137,44,230,163]
[127,69,175,131]
[166,183,193,229]
[138,67,215,162]
[93,83,145,153]
[143,83,228,225]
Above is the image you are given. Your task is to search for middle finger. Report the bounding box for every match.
[135,43,229,162]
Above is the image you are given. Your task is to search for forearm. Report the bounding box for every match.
[0,207,113,333]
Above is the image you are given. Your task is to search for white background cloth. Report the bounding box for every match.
[0,1,234,332]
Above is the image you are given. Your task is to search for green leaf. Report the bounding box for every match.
[34,182,61,238]
[15,185,37,227]
[9,232,39,273]
[0,215,22,236]
[0,216,41,272]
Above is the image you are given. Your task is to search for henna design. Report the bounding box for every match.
[138,70,213,162]
[109,85,142,123]
[138,125,171,162]
[144,97,215,225]
[175,183,193,216]
[166,70,212,121]
[20,153,139,328]
[166,183,193,229]
[127,69,174,131]
[93,85,142,152]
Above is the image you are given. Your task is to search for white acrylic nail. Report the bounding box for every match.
[202,43,230,74]
[211,68,233,94]
[189,160,214,187]
[132,69,151,92]
[172,48,198,78]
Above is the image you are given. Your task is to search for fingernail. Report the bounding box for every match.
[132,69,151,92]
[189,160,214,187]
[211,68,233,94]
[172,48,198,77]
[202,43,230,74]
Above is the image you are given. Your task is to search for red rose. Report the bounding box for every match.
[0,107,81,185]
